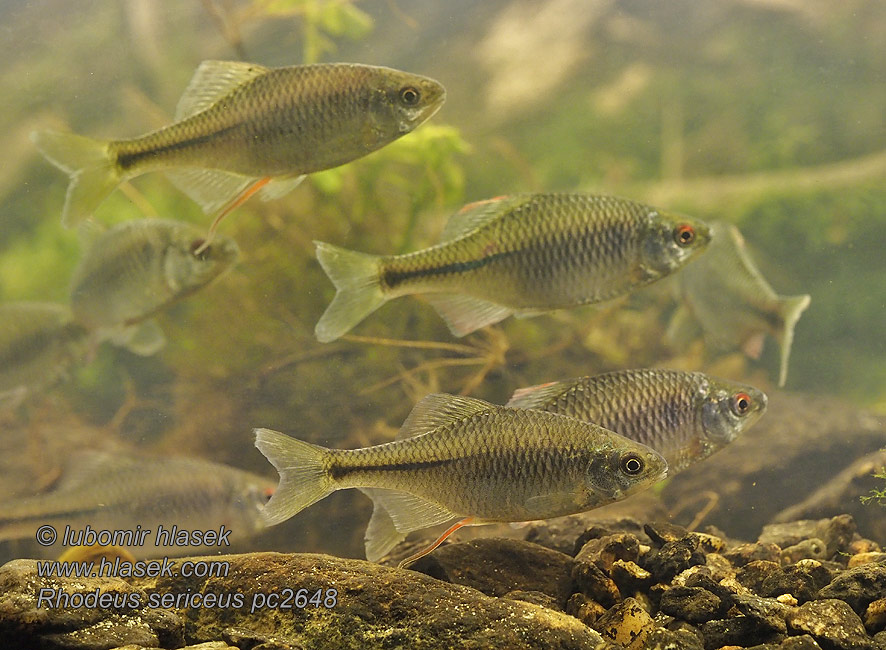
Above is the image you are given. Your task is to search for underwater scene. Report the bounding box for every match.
[1,1,885,648]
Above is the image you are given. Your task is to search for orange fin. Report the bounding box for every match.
[195,176,271,255]
[398,516,475,569]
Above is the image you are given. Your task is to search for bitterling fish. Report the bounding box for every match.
[0,302,88,402]
[69,219,239,355]
[0,452,274,557]
[669,221,810,387]
[32,61,446,229]
[255,392,667,565]
[507,369,767,475]
[314,193,711,342]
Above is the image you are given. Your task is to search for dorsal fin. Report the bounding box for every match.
[439,195,528,242]
[506,380,573,410]
[396,393,494,440]
[175,60,269,120]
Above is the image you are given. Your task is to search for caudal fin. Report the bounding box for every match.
[253,428,334,525]
[776,294,811,387]
[314,241,386,343]
[31,130,118,227]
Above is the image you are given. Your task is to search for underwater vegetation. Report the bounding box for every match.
[0,0,882,572]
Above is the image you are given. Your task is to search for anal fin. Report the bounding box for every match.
[424,293,512,337]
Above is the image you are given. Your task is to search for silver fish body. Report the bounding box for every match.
[32,61,446,226]
[670,221,810,386]
[0,302,88,399]
[507,369,767,475]
[69,219,239,332]
[255,393,667,561]
[314,193,712,341]
[0,453,273,557]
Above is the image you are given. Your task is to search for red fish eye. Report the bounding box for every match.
[263,487,275,503]
[399,86,420,106]
[674,225,696,246]
[732,392,752,415]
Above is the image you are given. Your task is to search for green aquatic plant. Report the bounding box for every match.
[860,462,886,507]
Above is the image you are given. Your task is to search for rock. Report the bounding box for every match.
[572,557,622,607]
[523,513,650,556]
[818,562,886,615]
[785,599,878,650]
[759,515,857,559]
[412,537,575,610]
[779,636,823,649]
[574,533,641,572]
[781,538,828,563]
[864,598,886,635]
[644,537,706,583]
[595,597,654,649]
[0,553,604,650]
[610,560,653,594]
[738,560,782,592]
[223,626,306,650]
[732,593,789,633]
[565,593,606,627]
[645,522,691,545]
[724,543,783,567]
[658,586,723,623]
[0,558,184,650]
[760,559,833,603]
[849,552,886,568]
[643,626,705,649]
[698,615,783,649]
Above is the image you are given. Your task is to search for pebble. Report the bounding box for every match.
[785,599,878,650]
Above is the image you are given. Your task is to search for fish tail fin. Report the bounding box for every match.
[31,130,118,227]
[776,294,811,387]
[314,241,386,343]
[253,428,334,526]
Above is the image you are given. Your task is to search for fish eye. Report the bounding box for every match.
[262,487,274,504]
[399,86,420,106]
[620,453,644,476]
[674,224,696,246]
[732,392,752,416]
[189,239,210,258]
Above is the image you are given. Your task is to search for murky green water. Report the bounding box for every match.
[1,0,884,564]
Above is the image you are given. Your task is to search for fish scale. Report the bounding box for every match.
[255,393,666,562]
[314,192,710,341]
[506,369,767,475]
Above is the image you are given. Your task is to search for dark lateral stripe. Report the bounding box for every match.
[115,125,238,170]
[382,250,514,288]
[329,457,452,480]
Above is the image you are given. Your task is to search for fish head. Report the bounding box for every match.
[584,434,668,504]
[163,226,240,296]
[640,210,712,280]
[371,68,446,136]
[229,475,277,535]
[699,377,768,446]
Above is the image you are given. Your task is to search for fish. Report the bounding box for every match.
[32,61,446,229]
[68,219,239,355]
[669,221,810,387]
[254,392,667,565]
[506,369,767,475]
[0,452,274,557]
[0,302,89,402]
[313,192,712,342]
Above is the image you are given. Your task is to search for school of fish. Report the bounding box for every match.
[3,52,812,565]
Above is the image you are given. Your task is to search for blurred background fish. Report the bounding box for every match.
[255,392,666,563]
[669,222,811,387]
[506,369,767,475]
[0,302,88,406]
[32,61,446,230]
[69,219,239,356]
[314,193,711,341]
[0,451,273,558]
